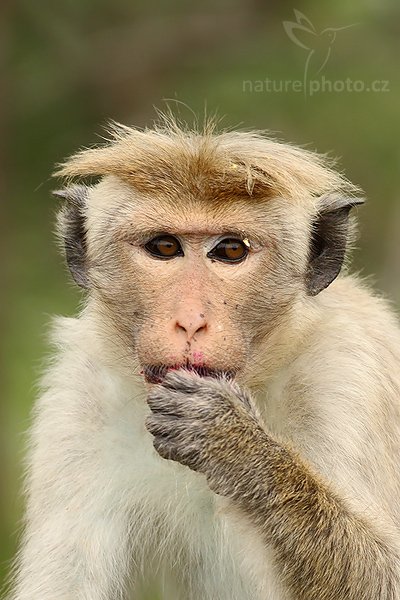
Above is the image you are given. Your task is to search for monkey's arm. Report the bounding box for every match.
[147,371,400,600]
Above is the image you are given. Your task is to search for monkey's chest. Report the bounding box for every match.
[127,440,283,600]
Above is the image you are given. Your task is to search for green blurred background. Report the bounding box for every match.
[1,0,400,595]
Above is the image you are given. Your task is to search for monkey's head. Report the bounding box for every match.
[55,120,363,389]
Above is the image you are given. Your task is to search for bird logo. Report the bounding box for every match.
[283,10,357,95]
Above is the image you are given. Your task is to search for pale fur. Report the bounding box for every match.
[5,120,400,599]
[8,279,400,600]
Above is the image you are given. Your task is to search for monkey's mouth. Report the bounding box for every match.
[143,363,236,384]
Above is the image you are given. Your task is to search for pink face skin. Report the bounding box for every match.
[191,350,206,364]
[129,222,257,383]
[92,186,307,388]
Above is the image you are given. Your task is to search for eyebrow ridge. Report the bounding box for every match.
[119,226,264,244]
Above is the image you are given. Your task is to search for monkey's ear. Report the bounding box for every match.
[306,194,364,296]
[53,185,89,289]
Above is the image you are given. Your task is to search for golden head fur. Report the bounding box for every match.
[55,115,358,204]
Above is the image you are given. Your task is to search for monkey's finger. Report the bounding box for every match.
[146,414,206,443]
[145,414,181,438]
[152,436,204,472]
[147,390,189,416]
[161,372,240,417]
[161,370,204,394]
[152,436,186,463]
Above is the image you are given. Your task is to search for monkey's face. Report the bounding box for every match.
[56,126,362,388]
[83,177,312,387]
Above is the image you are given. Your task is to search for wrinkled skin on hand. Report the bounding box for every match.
[146,370,270,498]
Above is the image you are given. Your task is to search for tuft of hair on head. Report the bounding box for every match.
[53,111,360,204]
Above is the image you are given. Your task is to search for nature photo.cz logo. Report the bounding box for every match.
[242,10,390,97]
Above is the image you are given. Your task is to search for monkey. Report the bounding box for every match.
[5,116,400,600]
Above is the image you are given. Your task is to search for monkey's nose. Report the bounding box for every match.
[173,312,208,341]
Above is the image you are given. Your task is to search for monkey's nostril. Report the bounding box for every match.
[174,317,207,341]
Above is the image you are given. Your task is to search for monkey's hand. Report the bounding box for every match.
[146,370,400,600]
[146,370,269,497]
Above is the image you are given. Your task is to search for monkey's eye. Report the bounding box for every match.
[144,235,183,259]
[207,238,249,264]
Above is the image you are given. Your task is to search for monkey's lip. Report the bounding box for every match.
[143,364,236,384]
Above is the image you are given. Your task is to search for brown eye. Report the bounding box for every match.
[208,238,248,263]
[144,235,183,259]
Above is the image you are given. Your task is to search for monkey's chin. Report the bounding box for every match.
[142,364,236,385]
